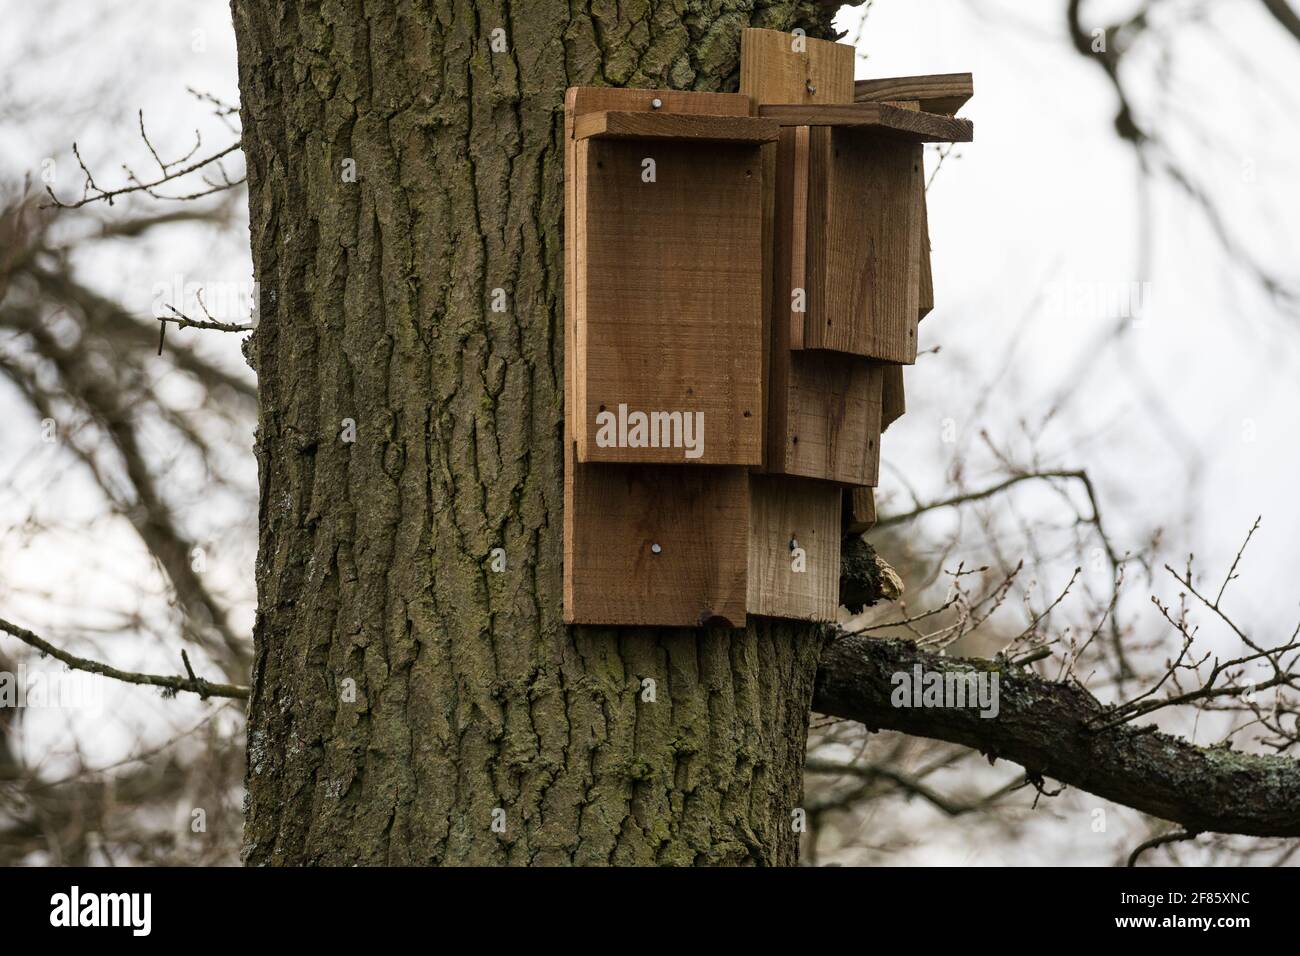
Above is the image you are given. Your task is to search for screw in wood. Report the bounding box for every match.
[651,97,663,110]
[651,543,662,554]
[805,80,816,94]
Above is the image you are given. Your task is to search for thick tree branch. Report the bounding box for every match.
[813,636,1300,838]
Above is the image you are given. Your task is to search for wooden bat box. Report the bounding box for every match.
[564,88,775,626]
[571,93,776,466]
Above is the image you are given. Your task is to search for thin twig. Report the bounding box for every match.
[44,140,243,209]
[157,296,254,354]
[1127,828,1198,867]
[0,616,249,700]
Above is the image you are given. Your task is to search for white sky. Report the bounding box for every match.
[840,0,1300,640]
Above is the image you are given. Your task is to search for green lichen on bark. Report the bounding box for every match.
[234,1,841,866]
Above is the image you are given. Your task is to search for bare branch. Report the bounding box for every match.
[0,617,249,700]
[44,138,243,209]
[1127,828,1199,867]
[814,636,1300,837]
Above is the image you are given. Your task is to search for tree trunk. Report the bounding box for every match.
[233,0,838,866]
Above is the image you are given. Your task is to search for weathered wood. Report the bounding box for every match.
[773,126,811,352]
[784,354,884,485]
[741,25,878,622]
[881,363,905,432]
[759,102,973,142]
[571,89,764,465]
[575,110,779,143]
[741,27,849,473]
[894,98,935,323]
[853,72,974,115]
[802,128,922,363]
[919,182,934,320]
[565,87,759,626]
[743,27,882,488]
[740,28,854,109]
[748,475,841,622]
[567,464,749,626]
[844,486,877,534]
[572,86,752,118]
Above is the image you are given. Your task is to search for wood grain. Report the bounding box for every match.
[568,464,749,626]
[574,97,764,465]
[743,27,883,485]
[575,110,779,143]
[758,102,973,142]
[740,28,854,109]
[881,363,905,432]
[741,27,872,622]
[748,475,841,622]
[784,353,883,485]
[564,87,754,626]
[803,128,922,363]
[919,181,934,320]
[789,126,810,351]
[896,98,935,322]
[845,486,877,535]
[853,73,974,115]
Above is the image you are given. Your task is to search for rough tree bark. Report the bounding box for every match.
[233,1,841,865]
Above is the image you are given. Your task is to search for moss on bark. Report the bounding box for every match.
[233,0,841,865]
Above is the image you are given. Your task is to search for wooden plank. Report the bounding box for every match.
[741,27,849,470]
[565,87,754,627]
[743,26,882,486]
[741,27,867,622]
[893,99,935,324]
[789,126,810,350]
[758,102,973,142]
[568,464,749,626]
[571,86,752,118]
[748,475,841,622]
[740,28,855,109]
[919,182,934,320]
[784,354,884,485]
[575,114,764,465]
[575,110,778,143]
[802,128,922,363]
[881,363,905,432]
[845,486,877,535]
[854,73,974,115]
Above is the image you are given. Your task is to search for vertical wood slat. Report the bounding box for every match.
[801,129,922,363]
[748,475,841,622]
[573,92,764,466]
[744,27,883,488]
[881,363,905,433]
[742,27,868,623]
[565,88,755,626]
[845,486,877,535]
